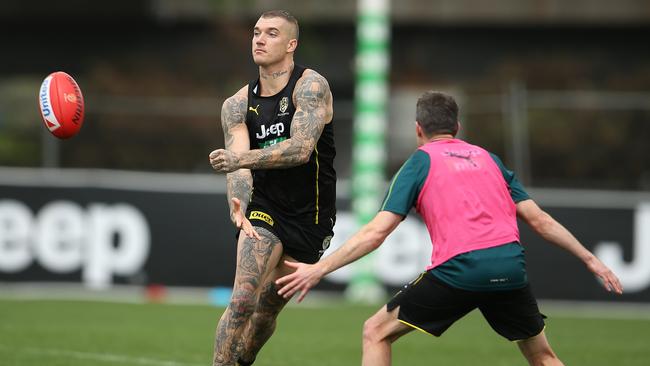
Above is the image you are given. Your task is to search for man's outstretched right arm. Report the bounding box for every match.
[276,211,403,302]
[212,88,258,239]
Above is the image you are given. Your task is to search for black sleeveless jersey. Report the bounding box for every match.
[245,64,336,223]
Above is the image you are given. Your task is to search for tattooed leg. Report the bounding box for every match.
[238,256,296,364]
[213,228,283,366]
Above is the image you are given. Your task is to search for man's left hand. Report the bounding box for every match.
[276,261,325,302]
[209,149,240,173]
[586,256,624,294]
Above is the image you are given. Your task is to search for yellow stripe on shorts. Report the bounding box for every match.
[249,211,274,226]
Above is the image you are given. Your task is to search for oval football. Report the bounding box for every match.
[38,71,85,139]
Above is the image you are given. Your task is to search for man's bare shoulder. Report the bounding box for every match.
[293,69,333,123]
[293,69,332,103]
[223,85,249,107]
[221,85,249,129]
[297,69,330,88]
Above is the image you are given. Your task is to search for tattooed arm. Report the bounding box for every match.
[210,70,333,172]
[209,87,258,238]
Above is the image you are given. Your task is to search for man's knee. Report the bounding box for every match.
[256,282,287,314]
[229,289,257,317]
[362,315,384,345]
[249,290,284,331]
[526,349,561,366]
[250,310,276,329]
[519,336,563,366]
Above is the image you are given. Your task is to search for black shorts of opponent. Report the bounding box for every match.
[387,271,546,341]
[243,202,335,264]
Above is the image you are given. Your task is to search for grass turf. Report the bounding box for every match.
[1,299,648,365]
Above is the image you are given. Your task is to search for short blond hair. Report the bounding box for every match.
[261,10,299,40]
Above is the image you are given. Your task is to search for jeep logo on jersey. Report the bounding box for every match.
[279,97,288,113]
[256,122,285,139]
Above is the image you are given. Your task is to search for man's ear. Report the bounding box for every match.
[287,39,298,53]
[454,121,461,136]
[415,121,424,138]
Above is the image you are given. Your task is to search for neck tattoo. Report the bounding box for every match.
[261,69,289,80]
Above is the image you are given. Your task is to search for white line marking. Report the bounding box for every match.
[0,345,203,366]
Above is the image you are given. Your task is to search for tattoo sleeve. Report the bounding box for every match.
[221,94,253,219]
[237,71,332,169]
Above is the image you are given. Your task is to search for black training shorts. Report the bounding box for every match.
[386,271,546,341]
[244,202,335,264]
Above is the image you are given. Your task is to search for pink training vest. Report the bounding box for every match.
[417,139,520,270]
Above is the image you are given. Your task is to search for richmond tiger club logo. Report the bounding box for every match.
[319,235,333,258]
[278,97,289,116]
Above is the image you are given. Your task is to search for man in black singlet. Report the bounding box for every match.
[208,10,336,366]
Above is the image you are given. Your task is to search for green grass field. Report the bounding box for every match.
[1,299,649,366]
